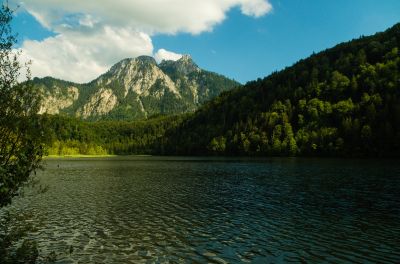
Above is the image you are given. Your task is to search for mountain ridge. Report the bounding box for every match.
[35,55,240,120]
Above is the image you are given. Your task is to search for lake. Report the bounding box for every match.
[9,157,400,263]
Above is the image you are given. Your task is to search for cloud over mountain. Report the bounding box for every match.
[154,49,183,63]
[13,0,272,83]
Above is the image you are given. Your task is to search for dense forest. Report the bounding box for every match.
[44,23,400,157]
[42,114,185,155]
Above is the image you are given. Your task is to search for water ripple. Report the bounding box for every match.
[8,157,400,263]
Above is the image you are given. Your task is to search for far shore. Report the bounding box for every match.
[44,154,156,159]
[44,154,117,159]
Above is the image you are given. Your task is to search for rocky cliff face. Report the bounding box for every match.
[39,85,79,114]
[34,55,240,120]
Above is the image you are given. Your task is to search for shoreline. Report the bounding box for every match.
[44,154,118,159]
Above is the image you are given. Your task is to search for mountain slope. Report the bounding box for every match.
[42,23,400,158]
[35,55,240,120]
[164,23,400,157]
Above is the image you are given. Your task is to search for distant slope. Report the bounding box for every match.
[35,55,240,120]
[165,23,400,157]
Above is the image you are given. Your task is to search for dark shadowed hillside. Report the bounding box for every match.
[164,23,400,157]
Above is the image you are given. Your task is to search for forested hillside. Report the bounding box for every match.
[165,23,400,157]
[44,23,400,157]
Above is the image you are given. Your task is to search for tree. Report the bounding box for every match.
[208,136,226,153]
[0,2,45,207]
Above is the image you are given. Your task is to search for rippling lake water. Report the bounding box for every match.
[9,157,400,263]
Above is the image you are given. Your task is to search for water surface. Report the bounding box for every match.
[11,157,400,263]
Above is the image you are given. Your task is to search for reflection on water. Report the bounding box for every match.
[10,157,400,263]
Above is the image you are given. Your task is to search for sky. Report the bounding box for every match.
[11,0,400,84]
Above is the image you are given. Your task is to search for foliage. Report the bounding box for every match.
[0,2,45,207]
[42,114,186,155]
[0,3,47,263]
[164,23,400,157]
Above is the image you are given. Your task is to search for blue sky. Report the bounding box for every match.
[12,0,400,83]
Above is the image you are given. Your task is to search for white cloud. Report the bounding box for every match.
[20,27,153,83]
[15,0,272,34]
[240,0,273,17]
[12,0,272,82]
[154,49,182,63]
[78,14,97,28]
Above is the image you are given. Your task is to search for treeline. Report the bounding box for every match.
[42,114,185,155]
[44,23,400,157]
[164,23,400,157]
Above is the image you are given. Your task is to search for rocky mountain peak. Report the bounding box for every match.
[159,54,200,75]
[179,54,193,62]
[95,55,176,99]
[35,54,240,120]
[177,54,199,72]
[136,55,157,65]
[108,56,156,73]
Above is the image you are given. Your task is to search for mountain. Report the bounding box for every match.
[163,22,400,157]
[35,55,240,120]
[44,23,400,157]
